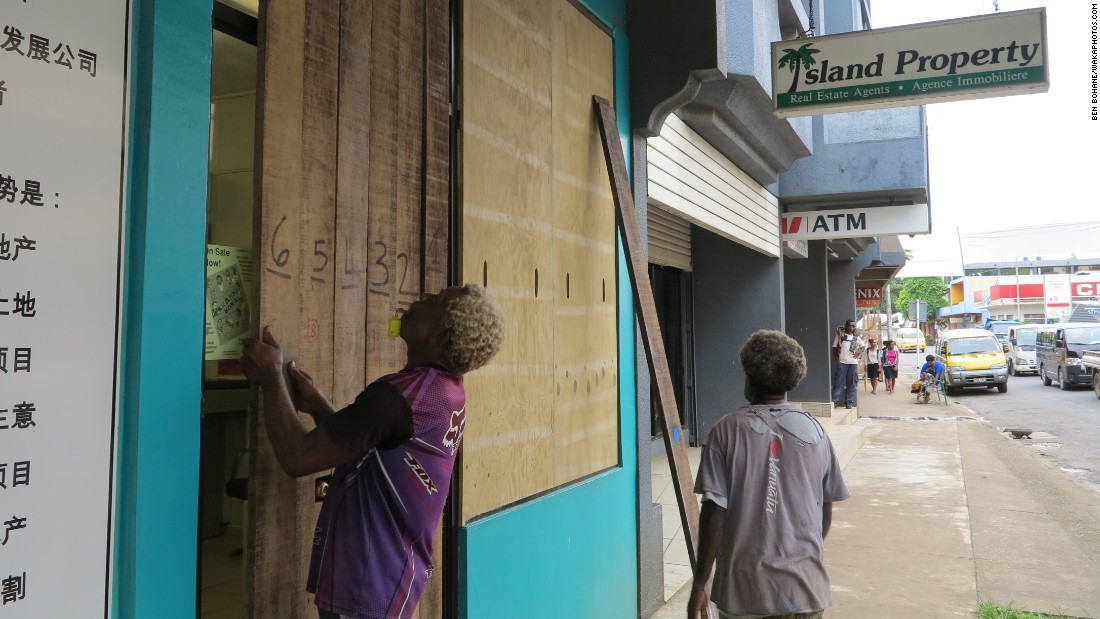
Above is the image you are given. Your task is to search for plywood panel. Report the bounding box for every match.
[549,3,617,485]
[460,0,617,521]
[460,0,556,522]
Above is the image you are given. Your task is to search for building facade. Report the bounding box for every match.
[3,0,930,617]
[628,0,925,613]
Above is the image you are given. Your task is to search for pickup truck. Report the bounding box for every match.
[1083,351,1100,399]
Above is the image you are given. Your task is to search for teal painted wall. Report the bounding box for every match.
[459,1,638,616]
[113,0,210,616]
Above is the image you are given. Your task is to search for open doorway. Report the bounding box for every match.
[648,263,697,444]
[198,3,257,618]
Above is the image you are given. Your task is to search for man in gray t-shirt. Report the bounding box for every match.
[689,330,850,619]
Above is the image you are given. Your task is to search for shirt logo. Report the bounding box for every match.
[404,453,438,494]
[442,406,466,455]
[766,433,782,515]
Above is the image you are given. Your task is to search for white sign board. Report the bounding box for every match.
[0,0,130,615]
[1045,274,1072,321]
[781,203,930,240]
[772,8,1048,117]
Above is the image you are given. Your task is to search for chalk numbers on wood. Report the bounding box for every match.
[311,239,328,286]
[263,214,333,287]
[368,240,419,307]
[266,215,292,280]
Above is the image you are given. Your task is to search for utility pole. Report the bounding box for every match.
[886,282,894,342]
[1015,259,1022,322]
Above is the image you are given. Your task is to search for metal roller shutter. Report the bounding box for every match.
[648,204,692,272]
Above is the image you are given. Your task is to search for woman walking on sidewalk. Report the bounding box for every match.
[881,340,900,394]
[865,339,881,394]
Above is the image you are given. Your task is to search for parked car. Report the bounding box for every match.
[896,327,925,352]
[1006,325,1039,376]
[1082,350,1100,399]
[982,319,1021,347]
[1036,323,1100,390]
[935,328,1008,395]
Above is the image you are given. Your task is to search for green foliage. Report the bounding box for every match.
[895,277,948,321]
[977,602,1076,619]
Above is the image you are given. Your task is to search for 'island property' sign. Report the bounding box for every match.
[771,8,1047,117]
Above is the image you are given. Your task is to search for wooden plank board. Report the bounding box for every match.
[333,0,373,407]
[252,1,453,617]
[249,0,306,616]
[365,0,412,379]
[418,1,451,615]
[594,95,701,570]
[292,4,341,616]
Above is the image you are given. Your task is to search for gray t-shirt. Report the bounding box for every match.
[694,403,851,617]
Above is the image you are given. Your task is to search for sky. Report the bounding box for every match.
[866,0,1099,277]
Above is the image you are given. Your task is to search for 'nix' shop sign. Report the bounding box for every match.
[771,8,1048,117]
[781,203,930,240]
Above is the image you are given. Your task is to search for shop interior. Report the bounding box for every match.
[199,2,257,617]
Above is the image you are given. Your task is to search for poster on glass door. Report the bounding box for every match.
[0,0,130,616]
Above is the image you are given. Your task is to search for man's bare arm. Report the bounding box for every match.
[259,372,358,477]
[822,501,834,539]
[687,500,726,619]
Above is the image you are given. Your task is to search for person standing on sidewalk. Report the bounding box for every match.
[831,319,864,409]
[865,338,881,395]
[880,340,900,394]
[688,330,851,619]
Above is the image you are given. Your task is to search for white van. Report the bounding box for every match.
[1006,325,1039,376]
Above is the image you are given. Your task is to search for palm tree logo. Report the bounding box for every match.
[777,43,820,94]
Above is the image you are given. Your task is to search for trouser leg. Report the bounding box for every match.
[845,364,858,405]
[831,363,845,404]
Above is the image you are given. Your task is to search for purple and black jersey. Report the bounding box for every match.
[308,365,466,619]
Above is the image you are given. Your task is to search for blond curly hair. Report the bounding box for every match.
[740,329,807,394]
[443,284,506,374]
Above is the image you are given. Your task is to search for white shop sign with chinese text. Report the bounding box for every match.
[0,0,129,615]
[772,8,1048,117]
[781,203,930,240]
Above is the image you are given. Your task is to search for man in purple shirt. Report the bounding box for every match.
[241,284,505,619]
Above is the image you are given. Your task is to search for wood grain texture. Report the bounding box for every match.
[594,95,701,571]
[252,0,452,616]
[460,0,618,522]
[418,1,451,614]
[333,0,373,407]
[250,0,336,616]
[549,3,617,486]
[460,0,556,523]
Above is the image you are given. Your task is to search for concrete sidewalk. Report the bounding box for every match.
[654,369,1100,618]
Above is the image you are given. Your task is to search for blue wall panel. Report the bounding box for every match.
[113,0,210,616]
